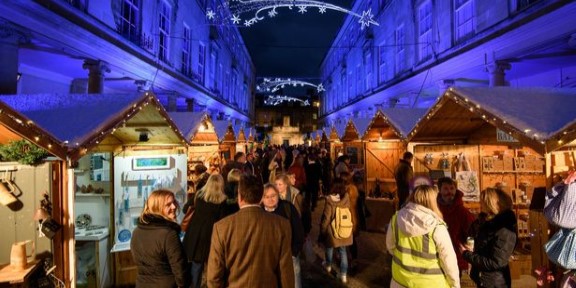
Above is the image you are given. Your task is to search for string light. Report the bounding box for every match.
[207,0,378,30]
[264,95,311,106]
[257,78,324,93]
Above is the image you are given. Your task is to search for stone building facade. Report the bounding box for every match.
[320,0,576,126]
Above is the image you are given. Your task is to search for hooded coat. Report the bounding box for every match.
[320,193,353,248]
[463,209,517,288]
[438,190,475,271]
[386,203,460,288]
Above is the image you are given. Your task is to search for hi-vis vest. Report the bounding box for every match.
[390,214,450,288]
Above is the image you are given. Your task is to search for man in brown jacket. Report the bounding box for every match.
[207,174,294,288]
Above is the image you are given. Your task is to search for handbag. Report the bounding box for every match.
[544,228,576,269]
[544,182,576,229]
[180,206,194,232]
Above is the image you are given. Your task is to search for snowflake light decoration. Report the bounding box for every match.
[257,78,325,93]
[208,0,379,30]
[264,95,311,106]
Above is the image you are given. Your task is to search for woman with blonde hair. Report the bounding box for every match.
[386,185,460,288]
[131,189,190,288]
[183,174,227,288]
[461,188,516,288]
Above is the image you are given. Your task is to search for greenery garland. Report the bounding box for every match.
[0,139,49,166]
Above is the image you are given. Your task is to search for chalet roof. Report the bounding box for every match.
[350,118,372,138]
[410,87,576,153]
[168,112,207,142]
[380,108,427,139]
[0,92,186,161]
[0,99,67,159]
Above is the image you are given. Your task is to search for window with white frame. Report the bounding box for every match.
[395,26,405,74]
[181,25,192,75]
[341,69,347,106]
[119,0,140,42]
[209,50,217,90]
[158,1,171,62]
[363,46,373,90]
[378,43,387,84]
[418,0,433,61]
[197,43,205,83]
[348,68,355,100]
[356,64,363,97]
[454,0,474,42]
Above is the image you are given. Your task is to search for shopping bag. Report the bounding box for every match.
[544,182,576,229]
[544,228,576,270]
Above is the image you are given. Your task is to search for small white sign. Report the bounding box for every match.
[497,129,518,142]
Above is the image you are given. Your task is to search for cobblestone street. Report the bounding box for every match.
[301,198,536,288]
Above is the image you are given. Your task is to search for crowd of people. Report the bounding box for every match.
[129,145,523,288]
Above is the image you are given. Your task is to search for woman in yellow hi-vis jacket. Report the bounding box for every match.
[386,185,460,288]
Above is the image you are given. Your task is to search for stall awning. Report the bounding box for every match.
[0,99,67,159]
[409,87,576,154]
[380,108,427,139]
[0,92,187,161]
[168,112,219,145]
[351,118,372,139]
[213,120,236,143]
[333,120,348,140]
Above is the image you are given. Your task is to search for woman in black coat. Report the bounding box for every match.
[131,189,190,288]
[461,188,517,288]
[183,174,227,288]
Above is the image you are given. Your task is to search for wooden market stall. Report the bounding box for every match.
[408,86,576,277]
[235,125,248,155]
[214,120,237,163]
[359,108,426,232]
[362,109,426,197]
[328,121,347,161]
[169,112,220,193]
[2,92,189,287]
[0,98,68,286]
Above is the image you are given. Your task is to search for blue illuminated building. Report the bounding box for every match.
[320,0,576,126]
[0,0,254,125]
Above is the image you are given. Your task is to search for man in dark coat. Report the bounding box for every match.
[437,177,475,273]
[207,174,294,288]
[394,152,413,208]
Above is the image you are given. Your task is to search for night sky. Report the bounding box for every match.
[239,1,352,79]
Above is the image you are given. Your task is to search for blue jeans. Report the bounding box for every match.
[293,255,301,288]
[191,261,203,288]
[325,246,348,275]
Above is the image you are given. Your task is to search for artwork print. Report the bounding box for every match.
[456,171,480,202]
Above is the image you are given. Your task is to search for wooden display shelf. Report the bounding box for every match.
[483,170,543,174]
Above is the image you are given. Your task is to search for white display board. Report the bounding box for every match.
[110,153,187,252]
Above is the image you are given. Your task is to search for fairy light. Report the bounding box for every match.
[257,78,325,93]
[207,0,378,30]
[264,95,310,106]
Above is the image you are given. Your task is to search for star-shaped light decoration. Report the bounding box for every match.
[317,83,325,93]
[206,9,215,20]
[231,14,241,24]
[358,8,375,30]
[210,1,379,29]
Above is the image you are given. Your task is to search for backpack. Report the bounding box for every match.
[331,206,353,239]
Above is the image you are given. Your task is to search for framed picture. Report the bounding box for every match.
[132,156,171,170]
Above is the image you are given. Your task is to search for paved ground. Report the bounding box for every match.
[301,198,536,288]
